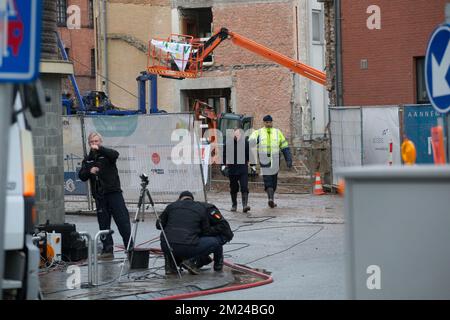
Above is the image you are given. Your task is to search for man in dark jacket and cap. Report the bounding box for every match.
[157,191,230,275]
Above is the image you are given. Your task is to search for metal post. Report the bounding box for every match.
[360,107,364,165]
[78,232,93,286]
[328,106,335,186]
[446,4,450,162]
[101,0,109,95]
[80,114,93,211]
[93,230,113,286]
[56,32,85,111]
[137,74,146,113]
[0,84,14,299]
[149,74,158,113]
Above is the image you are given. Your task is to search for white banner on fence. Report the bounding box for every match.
[362,107,401,165]
[330,108,362,184]
[62,116,88,196]
[82,113,206,203]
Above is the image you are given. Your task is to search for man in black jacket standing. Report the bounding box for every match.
[222,128,251,213]
[78,132,132,260]
[157,191,225,275]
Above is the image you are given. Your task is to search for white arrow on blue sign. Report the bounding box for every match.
[0,0,42,83]
[426,24,450,113]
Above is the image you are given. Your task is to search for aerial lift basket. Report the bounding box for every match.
[148,34,205,79]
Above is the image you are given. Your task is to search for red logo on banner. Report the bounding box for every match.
[152,152,160,165]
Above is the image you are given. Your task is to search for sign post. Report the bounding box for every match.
[447,3,450,164]
[425,8,450,162]
[0,0,42,298]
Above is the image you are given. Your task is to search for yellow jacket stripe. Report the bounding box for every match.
[249,128,289,154]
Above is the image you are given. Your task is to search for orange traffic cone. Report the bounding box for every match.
[313,172,325,195]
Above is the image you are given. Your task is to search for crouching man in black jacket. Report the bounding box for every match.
[157,191,232,275]
[78,132,133,260]
[194,202,234,271]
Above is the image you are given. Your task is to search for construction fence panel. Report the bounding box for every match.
[402,104,445,164]
[82,113,205,204]
[63,113,206,206]
[330,107,362,184]
[330,104,448,184]
[362,106,401,165]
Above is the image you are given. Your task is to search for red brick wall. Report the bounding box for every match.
[341,0,447,106]
[210,1,295,137]
[235,67,293,136]
[59,0,96,95]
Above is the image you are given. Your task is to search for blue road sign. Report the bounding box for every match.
[426,24,450,113]
[0,0,42,83]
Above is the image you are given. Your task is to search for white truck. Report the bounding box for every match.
[2,82,44,299]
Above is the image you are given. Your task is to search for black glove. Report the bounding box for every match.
[281,148,293,168]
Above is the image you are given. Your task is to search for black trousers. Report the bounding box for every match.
[161,236,224,263]
[262,174,278,192]
[229,173,249,194]
[95,192,133,253]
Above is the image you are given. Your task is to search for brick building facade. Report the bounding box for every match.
[57,0,96,98]
[324,0,448,106]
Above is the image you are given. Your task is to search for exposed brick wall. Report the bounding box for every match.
[212,2,295,66]
[341,0,447,106]
[207,1,295,138]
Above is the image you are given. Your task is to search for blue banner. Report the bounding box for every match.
[403,104,445,164]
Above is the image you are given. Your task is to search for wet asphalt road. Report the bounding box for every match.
[65,192,347,300]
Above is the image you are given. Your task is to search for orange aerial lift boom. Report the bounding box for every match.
[148,28,326,85]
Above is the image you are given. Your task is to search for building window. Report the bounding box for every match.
[416,57,430,104]
[64,47,70,59]
[312,10,323,43]
[91,49,96,77]
[179,8,214,65]
[88,0,94,28]
[57,0,67,27]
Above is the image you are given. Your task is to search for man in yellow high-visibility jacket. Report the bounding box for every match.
[249,115,293,208]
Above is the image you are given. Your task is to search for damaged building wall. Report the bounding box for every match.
[294,0,331,182]
[170,0,331,181]
[97,0,175,111]
[211,1,295,139]
[321,0,336,107]
[172,0,296,139]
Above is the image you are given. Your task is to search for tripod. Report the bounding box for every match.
[119,174,182,280]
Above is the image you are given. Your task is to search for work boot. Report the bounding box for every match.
[230,193,238,212]
[195,255,213,269]
[242,193,251,213]
[267,188,277,208]
[213,254,224,272]
[164,254,178,275]
[181,258,200,275]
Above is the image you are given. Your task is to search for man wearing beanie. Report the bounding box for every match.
[249,115,293,208]
[156,191,225,275]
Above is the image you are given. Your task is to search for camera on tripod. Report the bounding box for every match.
[139,173,149,187]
